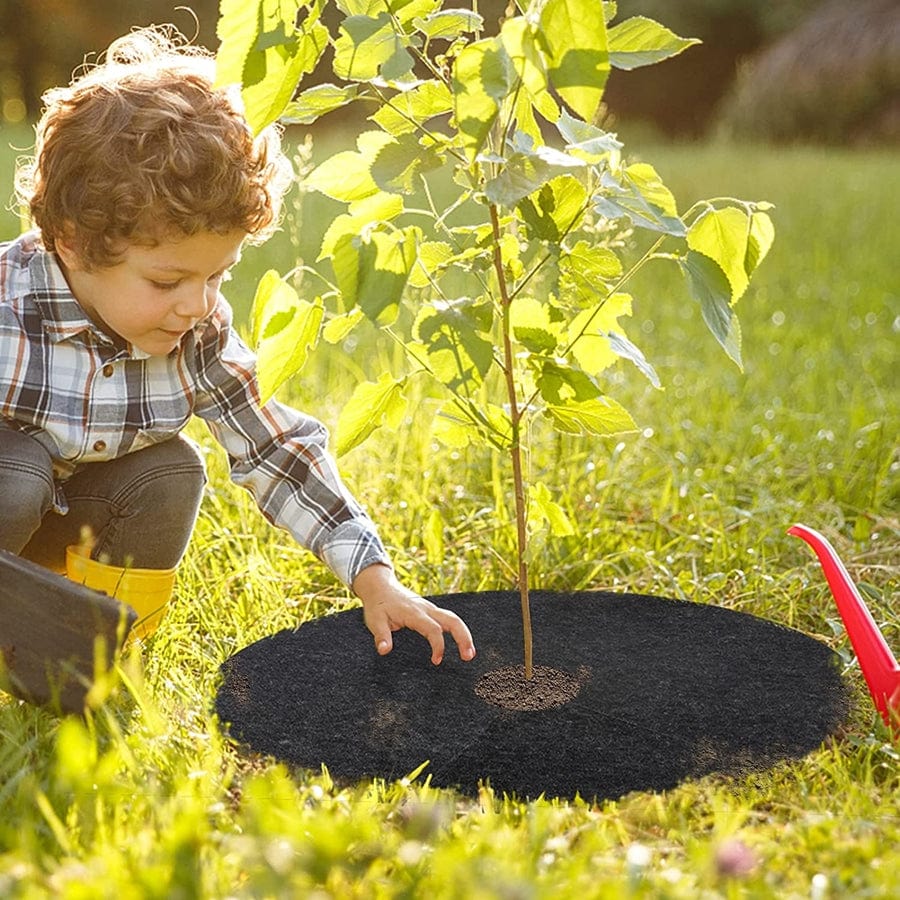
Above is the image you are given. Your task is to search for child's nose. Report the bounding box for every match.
[175,285,212,320]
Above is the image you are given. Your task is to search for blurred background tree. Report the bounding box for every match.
[1,0,896,145]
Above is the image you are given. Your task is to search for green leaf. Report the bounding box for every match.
[332,226,421,325]
[544,395,637,436]
[323,309,365,344]
[423,507,445,565]
[415,9,483,40]
[567,292,633,374]
[452,37,516,161]
[370,134,443,194]
[250,271,324,405]
[318,192,404,260]
[536,359,601,404]
[408,241,455,288]
[500,16,549,101]
[305,131,393,202]
[528,482,575,537]
[539,0,610,122]
[556,110,623,163]
[432,400,476,448]
[333,6,427,83]
[608,16,700,70]
[432,398,511,449]
[241,23,328,134]
[282,84,360,124]
[745,208,775,278]
[559,240,623,305]
[510,296,561,354]
[687,206,753,302]
[595,164,686,236]
[215,0,262,88]
[518,174,588,242]
[484,142,585,208]
[414,297,495,389]
[336,374,408,456]
[370,80,454,135]
[679,250,743,369]
[606,331,661,388]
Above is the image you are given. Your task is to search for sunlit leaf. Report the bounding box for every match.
[595,164,686,236]
[371,134,443,194]
[608,16,699,70]
[408,241,455,288]
[529,481,575,537]
[452,37,516,161]
[544,395,637,435]
[283,84,360,124]
[679,250,743,369]
[334,13,398,81]
[414,298,495,389]
[244,27,328,133]
[606,331,661,388]
[539,0,609,122]
[687,206,753,302]
[484,143,585,208]
[536,358,601,404]
[323,309,365,344]
[556,110,623,163]
[511,296,561,354]
[745,208,775,277]
[250,271,323,405]
[415,8,483,40]
[518,174,588,242]
[370,80,454,135]
[305,130,394,202]
[336,373,408,456]
[332,226,422,325]
[559,240,623,306]
[215,0,262,88]
[567,292,633,374]
[500,16,549,100]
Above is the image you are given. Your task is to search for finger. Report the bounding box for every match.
[434,609,477,662]
[363,604,394,656]
[413,614,446,666]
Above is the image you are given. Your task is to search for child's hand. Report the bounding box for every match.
[352,564,476,665]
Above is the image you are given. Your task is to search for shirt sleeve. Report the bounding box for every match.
[188,298,392,587]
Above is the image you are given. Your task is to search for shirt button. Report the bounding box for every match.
[93,440,107,453]
[102,364,114,377]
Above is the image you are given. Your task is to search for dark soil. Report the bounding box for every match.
[215,591,851,801]
[475,665,585,711]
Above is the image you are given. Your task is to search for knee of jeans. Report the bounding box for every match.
[0,461,55,546]
[168,439,208,497]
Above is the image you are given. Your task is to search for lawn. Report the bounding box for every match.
[0,129,897,897]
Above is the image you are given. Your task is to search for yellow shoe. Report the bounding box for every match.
[66,546,176,639]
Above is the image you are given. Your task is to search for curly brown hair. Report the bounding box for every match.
[16,26,294,269]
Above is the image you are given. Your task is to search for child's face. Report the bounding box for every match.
[58,230,245,356]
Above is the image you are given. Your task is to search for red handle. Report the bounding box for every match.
[789,524,899,736]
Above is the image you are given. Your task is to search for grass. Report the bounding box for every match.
[1,127,898,897]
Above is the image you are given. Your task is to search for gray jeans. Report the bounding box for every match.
[0,428,206,571]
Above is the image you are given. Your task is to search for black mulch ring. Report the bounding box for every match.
[215,591,851,801]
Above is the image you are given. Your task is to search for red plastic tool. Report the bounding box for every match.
[789,523,899,737]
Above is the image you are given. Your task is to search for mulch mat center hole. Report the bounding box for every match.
[474,664,587,711]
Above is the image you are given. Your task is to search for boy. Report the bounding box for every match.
[0,26,475,665]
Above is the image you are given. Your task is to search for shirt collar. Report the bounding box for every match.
[27,240,133,355]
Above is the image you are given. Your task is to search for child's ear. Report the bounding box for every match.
[54,227,86,271]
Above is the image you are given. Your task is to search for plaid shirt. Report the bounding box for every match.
[0,232,390,587]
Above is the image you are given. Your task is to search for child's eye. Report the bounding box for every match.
[150,280,182,291]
